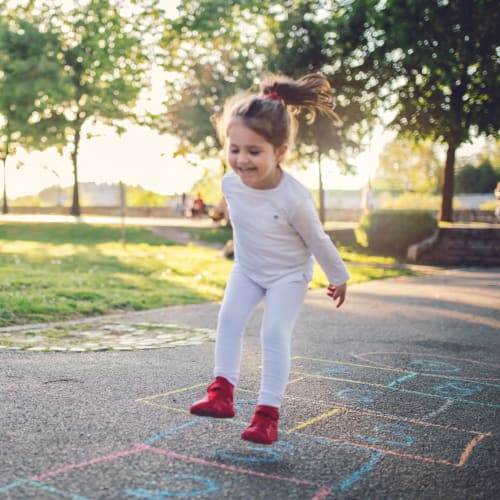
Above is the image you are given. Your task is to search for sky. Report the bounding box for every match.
[4,120,394,199]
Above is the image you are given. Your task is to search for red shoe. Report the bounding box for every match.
[241,405,279,444]
[190,377,235,418]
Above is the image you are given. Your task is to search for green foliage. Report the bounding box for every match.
[480,200,497,210]
[30,0,154,215]
[158,1,375,167]
[455,161,500,193]
[9,195,42,207]
[269,0,377,166]
[158,0,266,156]
[0,17,69,212]
[375,138,442,194]
[355,210,438,256]
[334,0,500,221]
[378,192,442,210]
[190,166,226,204]
[125,185,169,207]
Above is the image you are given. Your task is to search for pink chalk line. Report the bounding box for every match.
[31,443,148,481]
[29,443,331,499]
[143,444,332,500]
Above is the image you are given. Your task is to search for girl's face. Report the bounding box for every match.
[226,119,287,190]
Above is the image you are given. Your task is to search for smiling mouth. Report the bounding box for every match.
[237,167,256,174]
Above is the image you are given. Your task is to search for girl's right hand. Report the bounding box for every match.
[326,283,347,308]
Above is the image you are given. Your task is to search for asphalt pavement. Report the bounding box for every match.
[1,267,499,499]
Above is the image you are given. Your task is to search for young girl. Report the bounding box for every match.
[190,73,350,445]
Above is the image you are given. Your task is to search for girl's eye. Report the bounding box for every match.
[249,150,260,155]
[229,148,239,154]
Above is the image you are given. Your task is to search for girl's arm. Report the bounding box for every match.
[290,195,350,304]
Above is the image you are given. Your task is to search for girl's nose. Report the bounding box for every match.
[237,152,250,164]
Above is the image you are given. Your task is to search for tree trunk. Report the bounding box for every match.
[317,148,325,225]
[70,127,81,216]
[439,142,457,222]
[2,159,8,214]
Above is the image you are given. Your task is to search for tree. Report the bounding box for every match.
[266,0,377,222]
[159,1,377,223]
[36,0,154,215]
[334,0,500,221]
[0,18,68,213]
[157,0,269,158]
[375,138,442,193]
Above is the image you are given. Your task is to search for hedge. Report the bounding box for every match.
[355,210,438,256]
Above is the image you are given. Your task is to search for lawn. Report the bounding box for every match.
[0,222,414,327]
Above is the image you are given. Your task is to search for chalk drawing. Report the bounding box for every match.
[421,399,455,421]
[214,441,294,464]
[2,443,332,500]
[356,422,415,447]
[432,381,482,398]
[2,352,496,499]
[125,474,218,498]
[142,417,383,493]
[0,479,88,499]
[289,357,500,409]
[350,352,500,381]
[336,388,385,403]
[407,358,461,373]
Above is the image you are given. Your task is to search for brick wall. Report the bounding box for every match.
[408,227,500,266]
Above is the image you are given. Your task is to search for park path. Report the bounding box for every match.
[1,266,499,499]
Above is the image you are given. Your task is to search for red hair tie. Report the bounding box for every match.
[265,91,280,100]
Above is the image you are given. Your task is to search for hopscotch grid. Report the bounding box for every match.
[348,352,500,382]
[288,408,345,432]
[135,383,205,403]
[286,403,485,436]
[30,444,148,482]
[2,353,496,498]
[289,370,500,409]
[5,441,333,500]
[143,443,333,496]
[154,417,385,493]
[294,355,500,387]
[136,385,490,468]
[277,421,493,469]
[136,385,488,435]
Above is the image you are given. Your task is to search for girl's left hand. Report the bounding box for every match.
[326,283,347,308]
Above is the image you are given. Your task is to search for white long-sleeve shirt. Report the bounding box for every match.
[222,169,350,288]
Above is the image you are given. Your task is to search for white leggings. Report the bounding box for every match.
[214,268,308,408]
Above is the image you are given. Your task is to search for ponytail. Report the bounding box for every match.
[215,72,339,149]
[260,73,338,123]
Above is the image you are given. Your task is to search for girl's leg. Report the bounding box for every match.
[241,278,308,444]
[214,269,264,386]
[258,278,309,407]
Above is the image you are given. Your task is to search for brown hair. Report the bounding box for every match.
[215,73,338,150]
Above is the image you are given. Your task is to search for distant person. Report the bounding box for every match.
[190,192,206,217]
[189,73,350,445]
[361,181,375,213]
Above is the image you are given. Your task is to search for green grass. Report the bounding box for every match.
[0,222,414,327]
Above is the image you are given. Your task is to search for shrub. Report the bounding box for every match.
[355,210,438,256]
